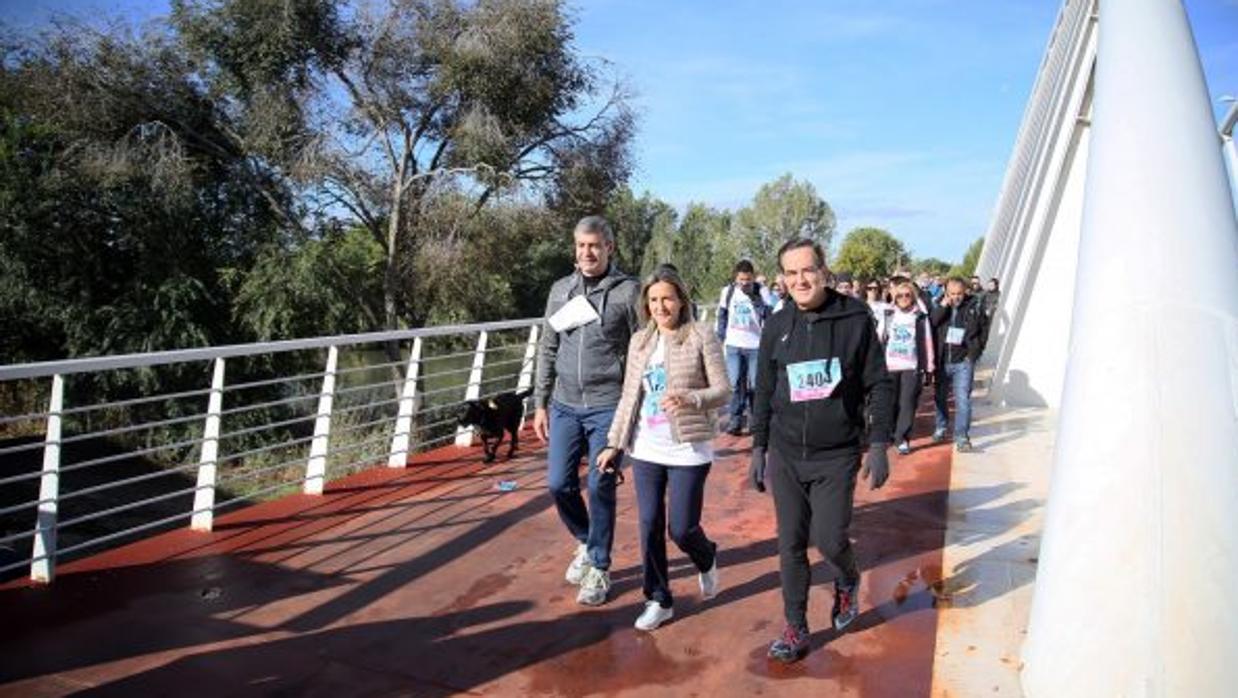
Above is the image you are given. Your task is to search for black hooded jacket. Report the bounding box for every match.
[752,290,895,461]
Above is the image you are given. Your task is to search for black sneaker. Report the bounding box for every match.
[832,578,860,631]
[768,623,810,663]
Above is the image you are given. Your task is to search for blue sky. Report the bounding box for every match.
[5,0,1237,262]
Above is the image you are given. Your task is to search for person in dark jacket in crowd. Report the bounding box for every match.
[979,277,1001,344]
[533,215,641,607]
[747,237,895,664]
[929,277,988,452]
[983,278,1001,314]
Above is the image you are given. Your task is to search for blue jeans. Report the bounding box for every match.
[631,459,716,608]
[724,346,759,427]
[934,358,974,443]
[546,400,619,570]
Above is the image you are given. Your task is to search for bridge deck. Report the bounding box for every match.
[1,422,956,697]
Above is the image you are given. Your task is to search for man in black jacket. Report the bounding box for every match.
[929,278,988,452]
[748,238,895,663]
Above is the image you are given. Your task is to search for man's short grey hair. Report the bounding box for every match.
[574,215,614,243]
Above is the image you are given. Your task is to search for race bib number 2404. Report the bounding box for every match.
[786,358,841,402]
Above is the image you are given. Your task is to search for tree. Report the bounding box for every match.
[912,257,953,277]
[671,204,731,300]
[171,0,634,331]
[606,187,674,275]
[733,173,835,276]
[228,225,385,341]
[950,236,985,278]
[0,26,284,362]
[639,205,680,279]
[833,227,907,281]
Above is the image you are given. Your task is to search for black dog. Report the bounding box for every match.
[457,389,533,463]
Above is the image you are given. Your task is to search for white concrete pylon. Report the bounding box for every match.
[1021,0,1238,696]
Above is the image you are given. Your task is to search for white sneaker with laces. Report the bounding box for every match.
[576,566,611,606]
[699,559,720,600]
[565,543,590,585]
[634,601,674,631]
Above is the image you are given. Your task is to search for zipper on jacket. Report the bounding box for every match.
[802,321,811,460]
[578,303,588,409]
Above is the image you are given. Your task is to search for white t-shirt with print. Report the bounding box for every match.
[884,307,921,372]
[629,336,713,466]
[717,284,771,350]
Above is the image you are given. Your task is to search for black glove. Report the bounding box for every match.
[861,443,890,489]
[749,446,767,493]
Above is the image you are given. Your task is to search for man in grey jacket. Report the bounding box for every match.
[533,215,641,606]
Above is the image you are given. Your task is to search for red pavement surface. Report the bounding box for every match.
[0,421,959,697]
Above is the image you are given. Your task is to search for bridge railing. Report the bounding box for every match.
[0,305,721,585]
[0,319,548,584]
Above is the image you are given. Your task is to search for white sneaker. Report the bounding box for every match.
[565,543,589,585]
[576,566,611,606]
[634,601,674,631]
[699,559,720,600]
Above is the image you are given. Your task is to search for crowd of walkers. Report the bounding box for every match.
[532,215,998,663]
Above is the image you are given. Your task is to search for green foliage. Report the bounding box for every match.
[950,236,985,278]
[734,174,835,275]
[605,186,674,275]
[832,227,907,281]
[911,257,953,277]
[228,225,384,341]
[671,204,732,300]
[170,0,634,329]
[409,200,569,326]
[0,38,282,364]
[638,205,680,279]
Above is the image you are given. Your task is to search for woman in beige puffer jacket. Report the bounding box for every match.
[597,265,731,632]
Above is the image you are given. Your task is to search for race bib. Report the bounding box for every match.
[641,364,669,428]
[786,358,841,402]
[946,327,965,345]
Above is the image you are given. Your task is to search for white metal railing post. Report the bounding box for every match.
[387,337,422,468]
[190,358,226,532]
[515,325,539,427]
[454,331,488,447]
[30,374,64,583]
[304,345,338,495]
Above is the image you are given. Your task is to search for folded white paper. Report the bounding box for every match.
[548,294,600,333]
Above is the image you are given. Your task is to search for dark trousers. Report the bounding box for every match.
[768,447,861,628]
[546,401,619,570]
[890,369,923,444]
[631,458,717,608]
